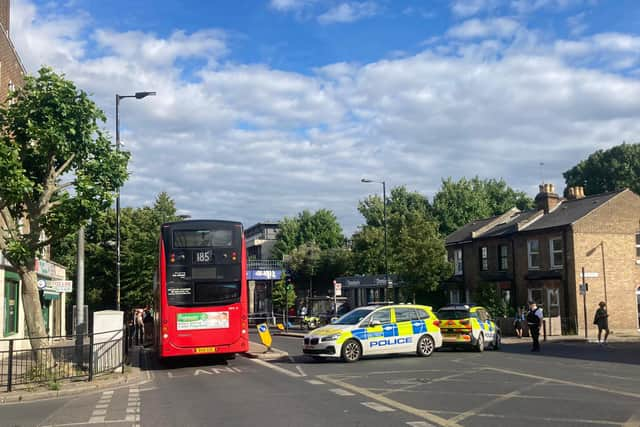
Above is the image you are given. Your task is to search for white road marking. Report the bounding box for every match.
[248,357,302,378]
[306,379,325,385]
[407,422,435,427]
[362,401,396,412]
[296,365,307,376]
[94,404,109,409]
[330,388,355,396]
[318,374,460,427]
[102,390,114,395]
[484,367,640,399]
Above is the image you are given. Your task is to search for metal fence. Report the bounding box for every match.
[0,327,126,392]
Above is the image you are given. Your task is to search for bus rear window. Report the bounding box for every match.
[194,282,240,304]
[437,310,470,320]
[173,229,233,248]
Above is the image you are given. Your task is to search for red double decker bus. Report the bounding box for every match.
[154,220,248,358]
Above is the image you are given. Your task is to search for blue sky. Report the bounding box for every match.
[11,0,640,233]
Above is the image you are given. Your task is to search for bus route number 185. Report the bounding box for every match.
[193,250,213,264]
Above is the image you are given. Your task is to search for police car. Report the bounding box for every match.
[302,304,442,363]
[436,304,501,352]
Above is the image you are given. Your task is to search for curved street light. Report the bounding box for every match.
[115,91,156,311]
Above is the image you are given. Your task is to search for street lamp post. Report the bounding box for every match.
[361,178,390,302]
[116,91,156,311]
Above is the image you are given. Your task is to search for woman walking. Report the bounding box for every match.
[593,301,609,345]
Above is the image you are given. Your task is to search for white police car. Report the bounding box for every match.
[302,304,442,362]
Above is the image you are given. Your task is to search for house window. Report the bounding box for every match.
[4,277,20,336]
[528,240,540,270]
[636,232,640,262]
[480,246,488,271]
[498,245,508,271]
[448,288,460,304]
[550,237,563,269]
[454,249,463,275]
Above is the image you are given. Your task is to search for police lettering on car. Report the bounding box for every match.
[302,304,442,363]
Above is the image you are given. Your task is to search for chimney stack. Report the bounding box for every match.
[535,183,561,213]
[565,186,585,200]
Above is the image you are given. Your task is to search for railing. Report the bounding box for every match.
[247,259,285,270]
[0,328,126,392]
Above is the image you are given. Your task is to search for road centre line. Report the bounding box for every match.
[248,357,302,378]
[296,365,307,376]
[362,401,395,412]
[448,380,548,424]
[484,367,640,399]
[407,422,435,427]
[317,375,461,427]
[381,371,479,397]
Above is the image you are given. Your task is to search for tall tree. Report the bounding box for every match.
[352,186,451,294]
[273,209,344,259]
[52,192,180,311]
[431,177,533,236]
[563,143,640,196]
[0,68,128,347]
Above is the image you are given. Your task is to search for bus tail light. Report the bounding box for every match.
[170,253,175,263]
[163,333,169,339]
[231,251,237,261]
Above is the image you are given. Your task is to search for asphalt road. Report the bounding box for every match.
[2,336,639,427]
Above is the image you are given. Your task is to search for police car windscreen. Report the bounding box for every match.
[334,308,374,325]
[437,310,470,320]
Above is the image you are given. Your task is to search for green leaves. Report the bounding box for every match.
[432,177,533,236]
[0,66,129,270]
[563,142,640,196]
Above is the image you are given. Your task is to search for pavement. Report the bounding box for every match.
[0,345,149,404]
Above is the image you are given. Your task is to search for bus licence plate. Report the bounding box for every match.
[194,347,216,353]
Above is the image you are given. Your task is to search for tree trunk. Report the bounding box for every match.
[19,267,49,354]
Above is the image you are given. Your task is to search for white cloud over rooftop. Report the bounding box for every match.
[10,0,640,234]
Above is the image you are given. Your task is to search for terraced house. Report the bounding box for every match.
[444,183,640,336]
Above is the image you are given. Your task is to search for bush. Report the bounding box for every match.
[474,282,508,318]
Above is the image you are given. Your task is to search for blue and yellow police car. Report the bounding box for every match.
[436,304,501,352]
[302,304,442,362]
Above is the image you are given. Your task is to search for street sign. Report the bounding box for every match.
[50,280,73,293]
[334,282,342,297]
[579,283,589,295]
[580,272,599,278]
[256,323,272,350]
[37,280,47,290]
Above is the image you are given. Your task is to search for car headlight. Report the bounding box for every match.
[321,334,341,342]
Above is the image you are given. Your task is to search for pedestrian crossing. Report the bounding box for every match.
[41,386,143,427]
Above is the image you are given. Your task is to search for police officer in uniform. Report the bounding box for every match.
[527,300,543,352]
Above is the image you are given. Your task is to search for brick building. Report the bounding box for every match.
[444,184,640,336]
[0,0,24,99]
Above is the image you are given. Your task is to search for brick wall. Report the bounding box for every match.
[571,190,640,332]
[0,0,24,102]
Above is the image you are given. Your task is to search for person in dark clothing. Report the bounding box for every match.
[526,300,543,352]
[593,301,609,345]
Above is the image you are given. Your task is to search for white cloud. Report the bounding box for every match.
[10,0,640,234]
[447,18,521,39]
[317,2,378,24]
[451,0,499,17]
[269,0,312,11]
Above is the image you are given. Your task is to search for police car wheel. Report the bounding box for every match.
[475,334,485,352]
[341,339,361,363]
[416,335,435,357]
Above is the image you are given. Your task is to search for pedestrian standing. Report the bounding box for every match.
[526,301,543,352]
[134,308,145,345]
[593,301,609,345]
[514,307,525,338]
